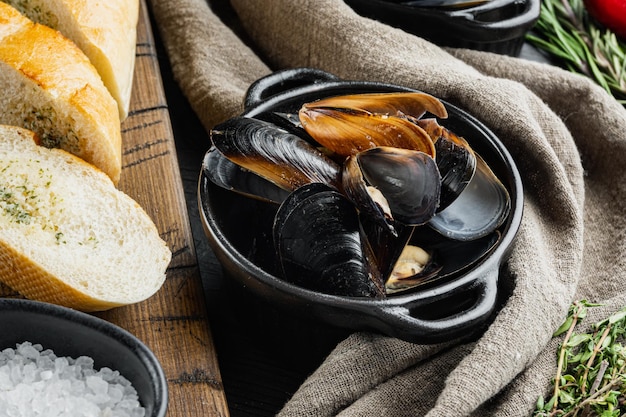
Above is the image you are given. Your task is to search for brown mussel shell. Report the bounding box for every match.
[202,146,290,204]
[298,92,447,158]
[300,92,448,119]
[299,110,436,158]
[210,116,342,191]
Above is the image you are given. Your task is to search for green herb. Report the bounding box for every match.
[526,0,626,105]
[533,300,626,416]
[23,107,80,153]
[8,0,59,29]
[54,232,64,243]
[0,186,32,224]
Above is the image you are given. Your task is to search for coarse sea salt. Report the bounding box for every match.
[0,342,145,417]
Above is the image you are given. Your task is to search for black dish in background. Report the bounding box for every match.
[198,68,523,345]
[0,298,168,417]
[344,0,540,56]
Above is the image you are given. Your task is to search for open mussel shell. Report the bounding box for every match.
[343,146,441,230]
[299,106,437,157]
[273,183,385,298]
[385,245,443,294]
[359,215,416,284]
[418,118,477,211]
[386,226,501,294]
[210,116,342,191]
[202,146,290,204]
[300,91,448,119]
[429,154,510,241]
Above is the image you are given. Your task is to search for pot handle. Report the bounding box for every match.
[244,68,339,111]
[374,267,500,343]
[446,0,540,34]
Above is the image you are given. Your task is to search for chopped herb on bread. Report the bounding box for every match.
[0,125,171,311]
[3,0,139,120]
[0,2,122,184]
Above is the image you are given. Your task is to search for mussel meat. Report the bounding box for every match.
[385,245,442,294]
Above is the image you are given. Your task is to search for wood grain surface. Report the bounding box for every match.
[0,1,230,416]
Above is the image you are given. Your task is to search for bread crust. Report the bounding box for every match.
[0,125,170,311]
[3,0,139,120]
[0,2,122,184]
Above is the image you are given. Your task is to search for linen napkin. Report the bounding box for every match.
[147,0,626,415]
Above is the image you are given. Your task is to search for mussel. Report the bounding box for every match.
[429,155,510,241]
[202,146,290,204]
[298,92,443,157]
[207,91,511,298]
[273,183,385,298]
[385,245,442,294]
[417,118,477,211]
[211,116,342,192]
[342,146,441,235]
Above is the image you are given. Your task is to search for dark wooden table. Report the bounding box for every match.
[0,2,232,415]
[155,41,329,417]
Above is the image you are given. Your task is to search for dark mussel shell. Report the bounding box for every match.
[210,116,342,191]
[358,215,416,285]
[417,118,477,211]
[273,183,385,298]
[343,146,441,232]
[253,111,310,140]
[429,154,510,241]
[202,146,290,204]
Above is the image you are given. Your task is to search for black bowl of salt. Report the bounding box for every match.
[0,298,167,416]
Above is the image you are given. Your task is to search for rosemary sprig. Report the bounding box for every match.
[526,0,626,105]
[533,300,626,417]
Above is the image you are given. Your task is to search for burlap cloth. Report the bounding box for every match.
[147,0,626,415]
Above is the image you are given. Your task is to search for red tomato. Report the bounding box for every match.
[584,0,626,39]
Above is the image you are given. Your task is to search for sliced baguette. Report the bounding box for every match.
[2,0,139,120]
[0,125,171,312]
[0,2,122,184]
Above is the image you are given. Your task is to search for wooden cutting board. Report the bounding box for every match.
[0,1,230,416]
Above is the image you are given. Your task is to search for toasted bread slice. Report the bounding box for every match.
[0,125,171,312]
[0,2,122,184]
[3,0,139,120]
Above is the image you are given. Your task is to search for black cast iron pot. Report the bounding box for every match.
[198,68,523,344]
[344,0,540,56]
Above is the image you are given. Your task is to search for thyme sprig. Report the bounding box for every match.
[533,300,626,417]
[526,0,626,105]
